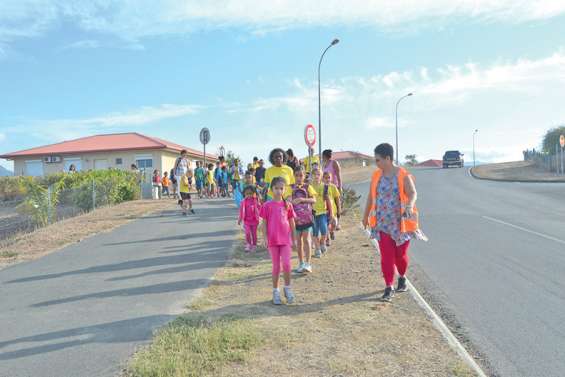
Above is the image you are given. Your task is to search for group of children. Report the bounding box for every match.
[238,165,341,305]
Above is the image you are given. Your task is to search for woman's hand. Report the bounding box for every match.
[403,205,414,219]
[362,217,369,229]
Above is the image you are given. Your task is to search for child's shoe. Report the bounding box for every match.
[283,286,295,304]
[272,289,282,305]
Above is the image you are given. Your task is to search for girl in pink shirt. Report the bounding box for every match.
[260,177,297,305]
[238,186,261,252]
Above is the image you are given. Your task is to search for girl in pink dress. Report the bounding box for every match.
[260,177,297,305]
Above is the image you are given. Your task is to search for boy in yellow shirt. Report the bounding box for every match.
[179,172,195,215]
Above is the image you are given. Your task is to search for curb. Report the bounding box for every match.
[360,225,488,377]
[469,167,565,184]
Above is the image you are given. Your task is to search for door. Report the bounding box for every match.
[94,159,109,170]
[24,160,44,176]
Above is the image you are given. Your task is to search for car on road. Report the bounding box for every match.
[442,150,464,168]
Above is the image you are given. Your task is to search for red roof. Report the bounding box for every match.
[416,159,442,168]
[0,133,217,160]
[332,151,373,161]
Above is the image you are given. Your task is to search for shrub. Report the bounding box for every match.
[341,187,361,215]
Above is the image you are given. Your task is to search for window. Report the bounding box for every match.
[116,158,123,165]
[136,159,153,169]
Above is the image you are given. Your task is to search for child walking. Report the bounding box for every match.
[206,163,215,198]
[162,171,170,198]
[260,177,297,305]
[238,185,261,252]
[291,166,317,273]
[179,172,195,215]
[151,169,162,200]
[311,169,333,258]
[322,171,341,246]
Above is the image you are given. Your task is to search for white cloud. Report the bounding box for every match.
[2,0,565,44]
[365,117,395,129]
[62,39,101,50]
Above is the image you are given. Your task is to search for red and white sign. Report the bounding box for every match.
[304,124,316,147]
[560,134,565,148]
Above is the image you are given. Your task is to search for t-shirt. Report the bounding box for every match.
[260,200,296,247]
[162,176,170,187]
[255,167,266,183]
[327,183,341,215]
[180,176,190,193]
[310,183,331,215]
[195,167,205,181]
[233,166,241,181]
[239,197,260,225]
[207,170,215,184]
[175,157,189,176]
[303,155,320,173]
[265,165,295,199]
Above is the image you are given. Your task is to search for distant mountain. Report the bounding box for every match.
[0,166,13,176]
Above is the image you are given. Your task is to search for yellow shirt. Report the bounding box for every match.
[265,165,295,198]
[303,155,320,173]
[252,162,260,170]
[328,183,340,215]
[207,170,214,184]
[180,176,190,193]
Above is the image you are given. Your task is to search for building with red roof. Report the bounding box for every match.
[1,133,217,177]
[332,151,374,167]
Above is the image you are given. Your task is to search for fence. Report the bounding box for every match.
[0,170,141,242]
[523,148,565,174]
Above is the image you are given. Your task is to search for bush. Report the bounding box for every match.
[0,177,26,202]
[542,125,565,153]
[341,187,361,215]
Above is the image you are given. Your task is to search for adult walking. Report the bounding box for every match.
[362,143,427,302]
[264,148,295,200]
[286,149,299,171]
[174,149,189,200]
[304,147,320,174]
[230,159,244,193]
[322,149,342,192]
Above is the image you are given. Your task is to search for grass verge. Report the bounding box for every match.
[472,161,565,182]
[126,315,261,377]
[0,199,177,269]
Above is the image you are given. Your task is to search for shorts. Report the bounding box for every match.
[312,214,328,237]
[180,192,191,201]
[196,180,203,190]
[295,223,313,234]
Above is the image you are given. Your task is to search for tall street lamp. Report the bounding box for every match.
[318,38,340,159]
[473,129,479,168]
[395,92,413,165]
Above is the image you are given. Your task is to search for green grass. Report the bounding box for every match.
[0,251,18,258]
[126,315,262,377]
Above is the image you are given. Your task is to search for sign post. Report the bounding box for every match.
[200,127,211,168]
[304,124,316,173]
[559,135,565,175]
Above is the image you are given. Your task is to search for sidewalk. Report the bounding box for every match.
[0,199,238,377]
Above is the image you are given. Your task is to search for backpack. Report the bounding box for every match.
[291,184,313,226]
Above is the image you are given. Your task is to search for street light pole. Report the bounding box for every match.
[472,130,477,168]
[395,93,413,165]
[318,38,340,160]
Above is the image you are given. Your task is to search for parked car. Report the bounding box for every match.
[443,150,464,168]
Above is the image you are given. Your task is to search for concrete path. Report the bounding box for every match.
[351,168,565,377]
[0,199,238,377]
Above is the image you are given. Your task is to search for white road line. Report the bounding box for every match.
[483,216,565,245]
[360,225,488,377]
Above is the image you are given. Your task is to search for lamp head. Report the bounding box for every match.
[331,38,340,45]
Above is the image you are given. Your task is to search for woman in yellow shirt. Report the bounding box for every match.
[264,148,295,200]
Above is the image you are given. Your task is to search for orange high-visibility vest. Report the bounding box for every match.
[368,167,419,233]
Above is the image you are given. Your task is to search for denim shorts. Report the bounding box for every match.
[312,214,328,237]
[295,223,313,235]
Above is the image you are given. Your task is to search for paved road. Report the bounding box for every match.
[350,168,565,377]
[0,199,238,377]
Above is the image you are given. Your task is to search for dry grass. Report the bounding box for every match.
[0,199,177,269]
[342,165,374,184]
[131,213,477,377]
[472,161,565,182]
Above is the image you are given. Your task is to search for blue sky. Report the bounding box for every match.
[2,1,565,171]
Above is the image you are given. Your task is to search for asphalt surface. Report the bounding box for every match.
[0,199,238,377]
[350,167,565,377]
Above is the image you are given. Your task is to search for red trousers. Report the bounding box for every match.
[377,231,410,286]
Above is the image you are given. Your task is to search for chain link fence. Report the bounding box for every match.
[524,148,565,174]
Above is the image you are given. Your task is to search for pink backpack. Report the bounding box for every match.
[291,184,313,226]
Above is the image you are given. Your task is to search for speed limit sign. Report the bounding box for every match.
[304,124,316,147]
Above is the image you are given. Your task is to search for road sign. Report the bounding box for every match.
[200,127,210,145]
[304,124,316,147]
[560,134,564,148]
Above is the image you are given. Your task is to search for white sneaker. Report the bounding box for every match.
[303,263,312,273]
[284,286,295,304]
[314,249,322,258]
[295,262,305,273]
[272,289,282,305]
